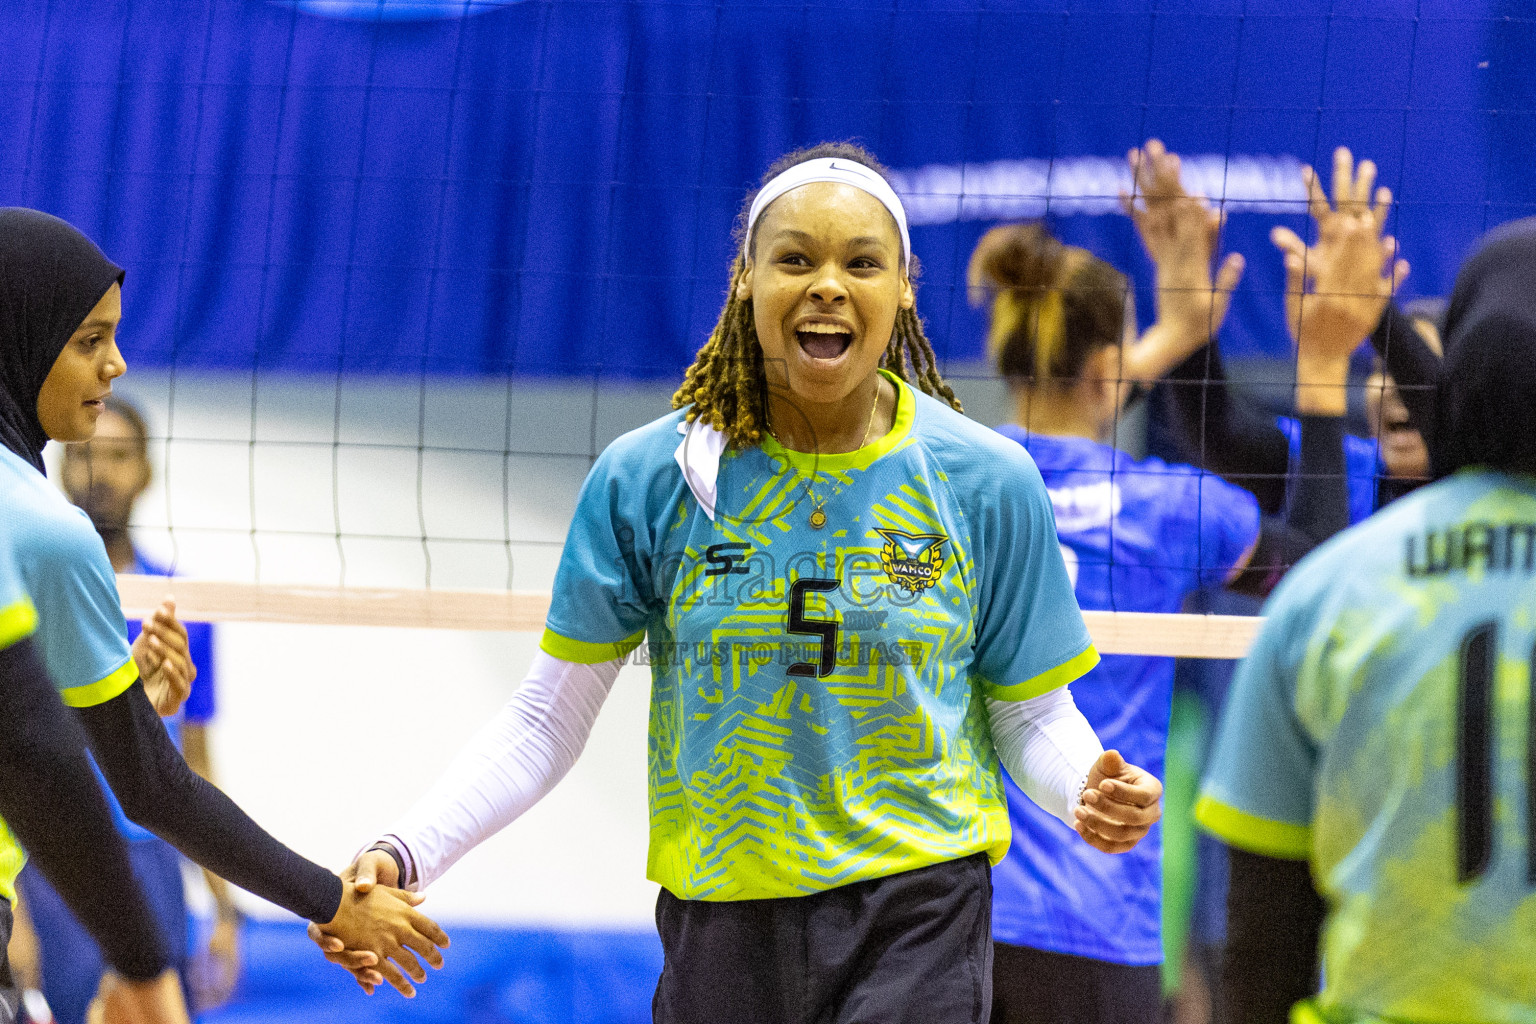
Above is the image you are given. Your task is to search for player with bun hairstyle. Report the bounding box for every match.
[970,142,1409,1023]
[970,140,1266,1024]
[314,142,1163,1022]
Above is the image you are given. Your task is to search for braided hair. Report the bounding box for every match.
[672,142,960,448]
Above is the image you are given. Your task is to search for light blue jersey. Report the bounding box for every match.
[991,429,1260,964]
[0,534,38,655]
[0,445,137,707]
[1199,470,1536,1024]
[544,372,1097,901]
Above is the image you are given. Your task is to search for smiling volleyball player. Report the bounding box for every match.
[313,143,1162,1022]
[0,208,449,998]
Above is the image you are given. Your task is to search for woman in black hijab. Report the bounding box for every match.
[0,209,189,1021]
[1433,216,1536,479]
[0,208,127,472]
[0,209,451,1005]
[1214,217,1536,1024]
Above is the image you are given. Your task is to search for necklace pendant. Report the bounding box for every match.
[809,504,828,530]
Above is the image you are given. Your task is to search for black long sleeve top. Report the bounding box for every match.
[1163,304,1442,520]
[0,636,168,981]
[1222,847,1327,1024]
[77,683,344,926]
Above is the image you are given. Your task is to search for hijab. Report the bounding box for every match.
[0,208,124,472]
[1433,218,1536,479]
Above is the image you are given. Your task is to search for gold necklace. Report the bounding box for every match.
[772,379,882,530]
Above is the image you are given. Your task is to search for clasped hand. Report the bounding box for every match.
[1072,750,1163,854]
[308,849,450,997]
[131,598,195,717]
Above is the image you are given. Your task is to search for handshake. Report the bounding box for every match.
[305,843,446,997]
[85,845,444,1023]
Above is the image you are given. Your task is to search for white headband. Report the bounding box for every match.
[746,157,912,270]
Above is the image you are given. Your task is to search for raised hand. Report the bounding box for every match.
[1271,147,1409,415]
[1073,750,1162,854]
[86,969,191,1024]
[1119,138,1246,381]
[131,598,195,717]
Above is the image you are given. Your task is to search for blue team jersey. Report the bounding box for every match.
[1277,415,1383,525]
[1198,470,1536,1024]
[990,429,1260,964]
[544,372,1098,901]
[128,555,216,726]
[0,446,137,706]
[0,537,40,901]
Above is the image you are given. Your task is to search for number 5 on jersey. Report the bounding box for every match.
[788,577,839,679]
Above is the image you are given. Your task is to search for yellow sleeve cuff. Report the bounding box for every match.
[539,628,645,665]
[985,645,1100,702]
[0,598,38,651]
[1194,794,1312,860]
[59,658,141,709]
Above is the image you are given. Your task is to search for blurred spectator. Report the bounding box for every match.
[12,396,242,1024]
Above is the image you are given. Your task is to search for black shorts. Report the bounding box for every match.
[990,943,1162,1024]
[653,853,994,1024]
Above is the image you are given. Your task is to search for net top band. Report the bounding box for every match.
[746,157,912,271]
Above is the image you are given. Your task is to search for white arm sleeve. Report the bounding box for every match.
[986,686,1105,828]
[380,650,621,891]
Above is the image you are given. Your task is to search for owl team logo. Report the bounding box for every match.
[875,529,947,594]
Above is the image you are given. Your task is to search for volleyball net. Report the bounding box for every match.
[115,576,1263,658]
[12,1,1518,661]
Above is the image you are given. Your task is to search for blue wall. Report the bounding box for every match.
[200,920,662,1024]
[3,0,1527,378]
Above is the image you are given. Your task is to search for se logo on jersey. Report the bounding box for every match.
[703,542,752,576]
[875,529,947,594]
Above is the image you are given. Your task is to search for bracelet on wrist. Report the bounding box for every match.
[368,840,409,888]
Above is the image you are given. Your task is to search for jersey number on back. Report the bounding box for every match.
[1456,620,1536,884]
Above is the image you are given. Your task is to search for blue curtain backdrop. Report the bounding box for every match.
[2,0,1526,378]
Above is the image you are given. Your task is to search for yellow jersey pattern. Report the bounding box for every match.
[1199,471,1536,1024]
[545,373,1096,901]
